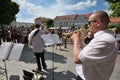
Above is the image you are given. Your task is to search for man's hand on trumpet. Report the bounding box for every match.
[70,31,86,49]
[70,31,83,64]
[70,31,82,43]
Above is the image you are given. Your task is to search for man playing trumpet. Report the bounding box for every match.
[70,11,118,80]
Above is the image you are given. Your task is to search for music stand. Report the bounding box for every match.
[41,34,62,80]
[0,60,8,80]
[0,42,24,80]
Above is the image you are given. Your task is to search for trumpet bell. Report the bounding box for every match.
[62,29,87,39]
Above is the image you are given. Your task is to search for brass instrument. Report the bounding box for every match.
[62,29,86,39]
[62,33,72,39]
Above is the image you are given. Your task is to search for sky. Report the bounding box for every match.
[12,0,111,23]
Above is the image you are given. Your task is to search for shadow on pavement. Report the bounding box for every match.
[20,45,67,64]
[42,68,76,80]
[45,50,67,63]
[9,75,20,80]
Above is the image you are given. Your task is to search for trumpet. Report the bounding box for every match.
[62,29,86,39]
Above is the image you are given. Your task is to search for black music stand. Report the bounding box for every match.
[41,34,62,80]
[0,60,8,80]
[0,42,24,80]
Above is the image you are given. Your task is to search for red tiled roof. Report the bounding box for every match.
[53,13,120,24]
[54,14,78,20]
[82,13,93,19]
[54,13,93,21]
[110,17,120,23]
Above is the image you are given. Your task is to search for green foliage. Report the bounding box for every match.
[84,24,88,29]
[70,24,75,29]
[116,23,120,33]
[0,0,19,25]
[106,0,118,3]
[109,23,120,33]
[45,18,54,28]
[108,24,115,29]
[106,0,120,17]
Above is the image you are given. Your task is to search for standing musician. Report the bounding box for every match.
[28,24,47,72]
[71,11,118,80]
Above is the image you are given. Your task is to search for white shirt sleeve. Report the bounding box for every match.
[79,36,115,66]
[28,29,36,44]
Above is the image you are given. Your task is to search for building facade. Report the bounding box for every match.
[35,17,47,25]
[34,13,120,30]
[54,14,88,29]
[9,21,34,28]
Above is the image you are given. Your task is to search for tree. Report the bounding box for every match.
[0,0,19,41]
[84,24,88,30]
[106,0,120,17]
[45,18,54,28]
[106,0,119,3]
[70,24,75,29]
[108,23,120,33]
[0,0,19,25]
[116,23,120,33]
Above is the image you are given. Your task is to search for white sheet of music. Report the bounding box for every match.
[41,34,62,46]
[0,42,24,61]
[0,42,13,60]
[8,43,24,61]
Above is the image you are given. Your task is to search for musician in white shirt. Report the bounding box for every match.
[71,11,118,80]
[28,24,47,72]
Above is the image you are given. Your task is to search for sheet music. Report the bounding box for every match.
[8,43,24,61]
[41,34,62,46]
[0,42,24,61]
[0,42,13,60]
[51,34,62,44]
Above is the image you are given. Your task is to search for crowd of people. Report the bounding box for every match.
[0,26,31,44]
[0,25,70,44]
[0,24,77,49]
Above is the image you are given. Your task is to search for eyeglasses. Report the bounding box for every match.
[88,20,97,25]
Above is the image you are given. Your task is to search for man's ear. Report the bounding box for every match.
[96,20,102,27]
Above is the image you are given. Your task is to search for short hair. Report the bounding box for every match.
[35,24,40,28]
[93,11,110,25]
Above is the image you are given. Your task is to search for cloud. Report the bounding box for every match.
[12,0,98,23]
[66,0,97,10]
[12,0,43,14]
[13,0,69,21]
[12,0,44,22]
[103,2,109,7]
[104,10,113,16]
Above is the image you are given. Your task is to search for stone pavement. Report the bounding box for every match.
[0,43,120,80]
